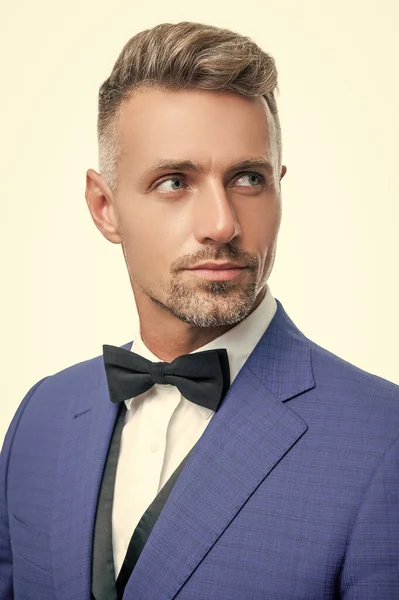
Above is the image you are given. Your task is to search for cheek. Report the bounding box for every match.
[119,199,189,243]
[120,213,177,276]
[240,196,281,249]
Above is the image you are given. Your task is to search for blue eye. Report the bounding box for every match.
[235,173,264,187]
[156,177,186,192]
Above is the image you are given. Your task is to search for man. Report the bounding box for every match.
[1,20,398,600]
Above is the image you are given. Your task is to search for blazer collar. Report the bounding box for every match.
[245,299,315,402]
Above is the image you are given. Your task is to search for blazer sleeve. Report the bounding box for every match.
[340,432,399,599]
[0,378,48,599]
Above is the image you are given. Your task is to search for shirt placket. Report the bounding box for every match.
[139,385,181,498]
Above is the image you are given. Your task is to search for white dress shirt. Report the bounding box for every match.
[112,286,277,576]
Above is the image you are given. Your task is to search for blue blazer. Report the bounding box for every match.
[1,301,399,599]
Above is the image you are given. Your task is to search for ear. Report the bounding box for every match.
[85,169,122,244]
[280,165,287,180]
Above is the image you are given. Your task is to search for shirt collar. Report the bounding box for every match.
[126,286,277,419]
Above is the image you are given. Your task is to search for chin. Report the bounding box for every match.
[172,291,257,328]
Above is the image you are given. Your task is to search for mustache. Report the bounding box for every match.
[171,244,259,272]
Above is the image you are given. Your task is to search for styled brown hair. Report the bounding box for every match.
[98,21,282,190]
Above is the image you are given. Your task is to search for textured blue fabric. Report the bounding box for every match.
[1,300,399,599]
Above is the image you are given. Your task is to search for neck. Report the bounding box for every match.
[135,289,266,362]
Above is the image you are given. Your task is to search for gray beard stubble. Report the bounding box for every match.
[150,276,259,327]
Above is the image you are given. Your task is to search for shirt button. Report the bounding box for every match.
[149,441,158,453]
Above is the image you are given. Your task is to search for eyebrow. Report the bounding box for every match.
[142,156,275,178]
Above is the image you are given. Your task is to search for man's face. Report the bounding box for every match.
[96,88,284,327]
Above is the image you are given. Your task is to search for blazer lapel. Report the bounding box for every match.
[122,301,315,600]
[51,342,132,600]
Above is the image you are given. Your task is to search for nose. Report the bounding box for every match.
[192,180,241,245]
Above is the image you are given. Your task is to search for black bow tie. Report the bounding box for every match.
[103,345,230,412]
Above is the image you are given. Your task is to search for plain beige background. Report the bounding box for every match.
[1,0,398,443]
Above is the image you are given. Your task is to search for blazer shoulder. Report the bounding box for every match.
[269,301,399,411]
[310,338,398,391]
[307,337,399,417]
[8,341,131,434]
[274,300,398,399]
[33,340,133,399]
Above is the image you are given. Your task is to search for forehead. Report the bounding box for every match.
[117,88,273,172]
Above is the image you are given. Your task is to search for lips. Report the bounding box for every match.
[185,263,247,281]
[187,263,245,270]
